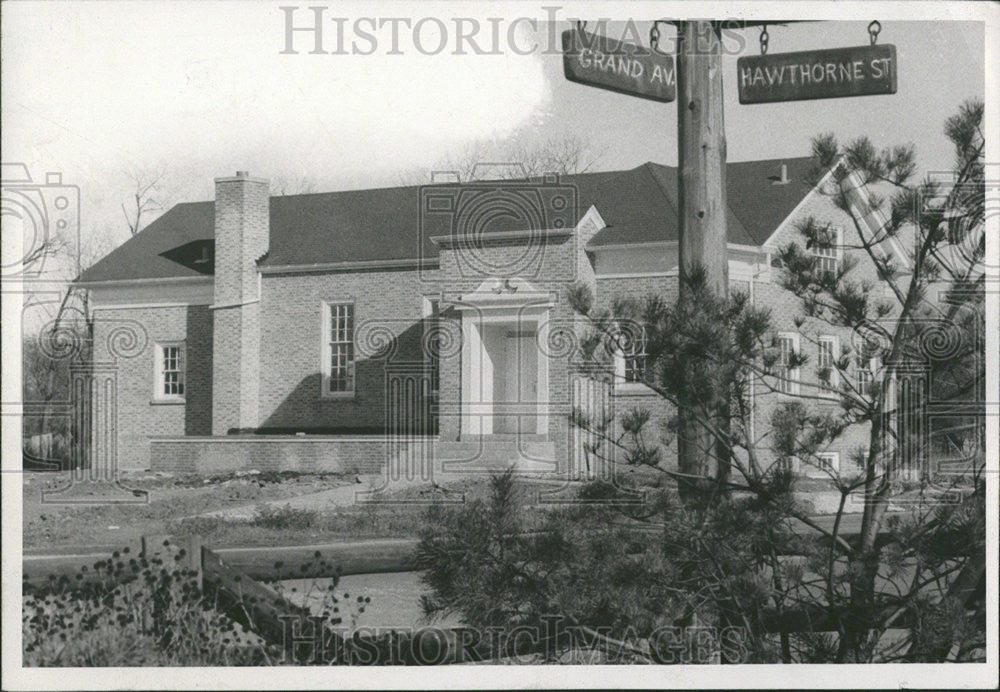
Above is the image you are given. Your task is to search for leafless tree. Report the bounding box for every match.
[402,134,605,183]
[24,166,171,465]
[272,174,318,196]
[121,163,169,235]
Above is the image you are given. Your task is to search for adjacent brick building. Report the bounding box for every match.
[77,157,910,487]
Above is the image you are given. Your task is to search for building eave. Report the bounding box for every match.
[585,239,765,254]
[258,257,438,275]
[75,275,214,288]
[430,228,573,247]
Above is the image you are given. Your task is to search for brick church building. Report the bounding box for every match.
[77,157,906,489]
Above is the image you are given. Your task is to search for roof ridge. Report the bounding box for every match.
[269,166,633,200]
[640,162,679,219]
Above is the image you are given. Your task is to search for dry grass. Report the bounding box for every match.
[22,470,354,549]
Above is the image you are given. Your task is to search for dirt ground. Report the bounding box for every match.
[21,465,858,553]
[21,470,357,550]
[20,470,575,552]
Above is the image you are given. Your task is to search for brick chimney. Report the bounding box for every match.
[211,171,269,434]
[771,163,789,185]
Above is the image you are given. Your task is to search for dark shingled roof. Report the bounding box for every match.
[586,157,817,249]
[78,157,817,283]
[78,202,215,282]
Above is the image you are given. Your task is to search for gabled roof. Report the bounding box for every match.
[78,156,819,283]
[585,157,816,249]
[79,202,215,282]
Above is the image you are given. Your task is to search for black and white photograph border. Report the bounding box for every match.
[1,0,997,689]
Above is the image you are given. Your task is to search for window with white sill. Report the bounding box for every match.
[813,225,842,277]
[817,335,839,393]
[323,302,355,397]
[153,342,185,402]
[623,324,648,384]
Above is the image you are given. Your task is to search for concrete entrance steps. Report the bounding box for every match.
[421,435,559,478]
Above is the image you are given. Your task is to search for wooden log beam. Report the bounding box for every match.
[19,526,936,590]
[22,537,420,589]
[201,545,313,646]
[216,538,419,581]
[200,546,565,664]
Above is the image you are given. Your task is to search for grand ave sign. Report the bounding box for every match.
[737,44,897,104]
[561,29,676,103]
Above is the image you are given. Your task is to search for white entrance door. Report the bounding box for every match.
[494,331,537,434]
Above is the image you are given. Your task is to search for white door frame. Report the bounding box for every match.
[455,279,553,437]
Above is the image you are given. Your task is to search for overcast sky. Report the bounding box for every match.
[1,3,987,258]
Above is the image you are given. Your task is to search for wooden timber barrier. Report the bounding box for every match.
[22,534,571,664]
[23,529,984,658]
[23,537,421,589]
[18,516,931,590]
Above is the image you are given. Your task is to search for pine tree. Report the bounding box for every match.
[418,101,986,662]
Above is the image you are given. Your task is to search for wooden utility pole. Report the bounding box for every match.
[676,20,731,502]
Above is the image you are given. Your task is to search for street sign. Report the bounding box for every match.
[561,29,676,103]
[737,44,897,104]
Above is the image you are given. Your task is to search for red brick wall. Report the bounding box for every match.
[212,174,269,433]
[92,305,213,470]
[754,181,890,474]
[258,267,434,431]
[150,436,399,474]
[590,188,890,478]
[96,175,897,478]
[596,275,679,473]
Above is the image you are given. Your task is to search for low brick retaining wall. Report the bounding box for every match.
[150,435,434,475]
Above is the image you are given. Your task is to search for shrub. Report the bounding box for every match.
[23,549,268,666]
[251,504,318,531]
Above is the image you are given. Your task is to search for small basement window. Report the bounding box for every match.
[807,452,840,477]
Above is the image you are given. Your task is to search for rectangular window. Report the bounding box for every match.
[326,303,355,396]
[818,335,839,392]
[855,354,882,398]
[813,225,842,276]
[776,333,799,395]
[810,452,840,477]
[856,361,873,397]
[623,325,648,384]
[153,342,185,402]
[777,456,799,474]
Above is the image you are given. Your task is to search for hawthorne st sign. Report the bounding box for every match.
[737,44,897,104]
[561,29,676,103]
